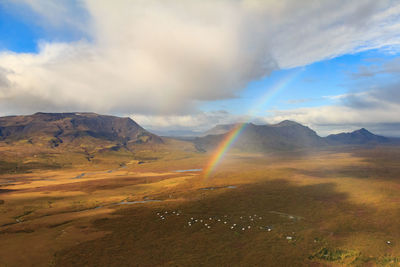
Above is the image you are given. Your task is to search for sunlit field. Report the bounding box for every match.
[2,1,400,266]
[1,146,400,266]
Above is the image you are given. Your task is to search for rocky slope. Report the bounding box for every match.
[325,128,389,145]
[0,112,162,148]
[195,121,392,152]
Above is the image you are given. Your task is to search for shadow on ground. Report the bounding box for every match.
[54,178,391,266]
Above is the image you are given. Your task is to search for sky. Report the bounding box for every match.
[1,0,400,136]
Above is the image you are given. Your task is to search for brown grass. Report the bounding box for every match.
[1,146,400,266]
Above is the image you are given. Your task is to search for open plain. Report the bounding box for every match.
[3,1,400,266]
[1,145,400,266]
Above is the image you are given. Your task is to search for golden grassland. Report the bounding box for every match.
[1,144,400,266]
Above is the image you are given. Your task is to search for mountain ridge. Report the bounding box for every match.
[0,113,394,153]
[325,128,389,145]
[194,120,392,152]
[194,121,326,152]
[0,112,163,148]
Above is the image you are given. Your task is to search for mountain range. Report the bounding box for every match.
[0,113,394,153]
[0,112,162,149]
[325,128,389,145]
[194,120,392,152]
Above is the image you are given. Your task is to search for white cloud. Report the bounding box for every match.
[132,110,251,132]
[266,86,400,136]
[1,0,400,117]
[269,104,400,126]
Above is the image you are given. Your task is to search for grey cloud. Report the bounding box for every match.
[0,68,10,88]
[342,81,400,109]
[370,83,400,104]
[131,110,251,132]
[0,0,400,116]
[266,82,400,137]
[342,93,381,109]
[384,57,400,73]
[352,57,400,78]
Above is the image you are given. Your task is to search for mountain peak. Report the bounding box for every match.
[326,128,388,145]
[201,123,240,136]
[196,119,325,152]
[354,128,371,134]
[0,112,162,146]
[274,120,302,127]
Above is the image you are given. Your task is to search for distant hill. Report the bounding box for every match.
[195,121,393,152]
[194,120,326,152]
[325,128,389,145]
[201,124,240,137]
[151,124,238,138]
[0,112,162,148]
[0,113,394,154]
[0,113,203,173]
[150,129,202,138]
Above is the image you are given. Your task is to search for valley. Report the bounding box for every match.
[1,145,400,266]
[3,2,400,266]
[1,113,400,266]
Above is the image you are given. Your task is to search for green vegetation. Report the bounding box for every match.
[309,247,360,263]
[0,160,62,174]
[1,145,400,266]
[377,255,400,266]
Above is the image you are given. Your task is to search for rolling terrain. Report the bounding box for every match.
[0,113,193,175]
[0,113,400,266]
[0,112,162,147]
[194,120,391,152]
[326,128,390,145]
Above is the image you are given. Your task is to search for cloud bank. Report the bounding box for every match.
[1,0,400,134]
[267,76,400,137]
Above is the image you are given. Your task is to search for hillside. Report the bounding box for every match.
[326,128,389,145]
[0,112,162,147]
[195,121,393,152]
[195,120,326,152]
[0,113,182,173]
[0,114,395,170]
[201,123,239,137]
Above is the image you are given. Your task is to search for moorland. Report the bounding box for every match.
[1,113,400,266]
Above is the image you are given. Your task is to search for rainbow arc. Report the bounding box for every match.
[203,69,302,178]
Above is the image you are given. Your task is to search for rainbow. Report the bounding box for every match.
[203,122,247,178]
[202,69,302,178]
